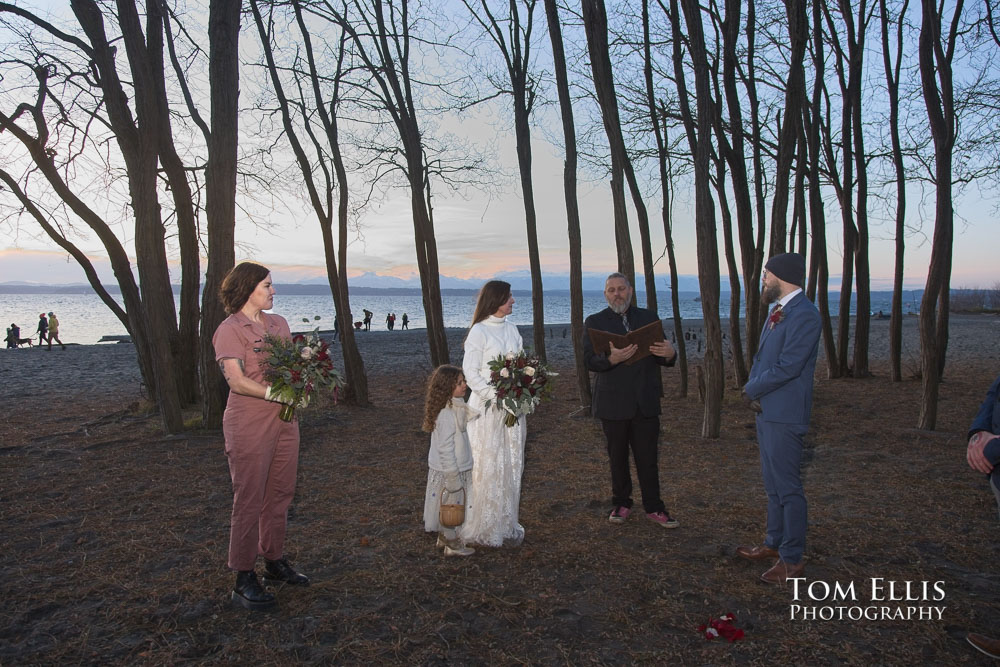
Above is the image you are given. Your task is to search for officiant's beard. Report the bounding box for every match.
[762,283,780,305]
[609,299,629,315]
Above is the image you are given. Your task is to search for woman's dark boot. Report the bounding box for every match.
[232,570,276,610]
[263,557,310,586]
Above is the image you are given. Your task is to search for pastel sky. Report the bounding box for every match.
[2,130,994,291]
[1,3,996,292]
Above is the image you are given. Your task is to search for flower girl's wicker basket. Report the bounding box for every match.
[439,487,466,528]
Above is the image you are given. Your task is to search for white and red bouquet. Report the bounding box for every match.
[263,327,345,422]
[484,351,555,427]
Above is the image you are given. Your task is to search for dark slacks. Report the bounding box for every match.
[756,418,808,564]
[601,415,665,514]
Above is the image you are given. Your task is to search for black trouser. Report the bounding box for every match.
[601,415,665,514]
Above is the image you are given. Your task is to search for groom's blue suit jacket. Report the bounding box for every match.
[743,292,821,424]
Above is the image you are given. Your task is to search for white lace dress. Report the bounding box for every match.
[460,315,527,546]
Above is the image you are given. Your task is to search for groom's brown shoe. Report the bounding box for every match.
[760,559,805,585]
[967,633,1000,659]
[736,544,779,561]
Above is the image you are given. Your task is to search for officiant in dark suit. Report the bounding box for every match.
[583,272,679,529]
[737,253,821,584]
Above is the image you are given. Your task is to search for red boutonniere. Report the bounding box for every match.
[698,613,745,642]
[767,306,785,330]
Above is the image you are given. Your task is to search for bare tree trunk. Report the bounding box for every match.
[917,0,961,429]
[409,143,450,366]
[714,153,748,387]
[464,0,546,359]
[253,0,370,405]
[705,28,748,387]
[644,0,687,395]
[150,7,200,406]
[544,0,591,409]
[792,121,808,257]
[768,0,808,258]
[748,1,767,337]
[201,0,240,429]
[718,0,763,365]
[848,0,871,379]
[881,0,909,382]
[0,169,130,331]
[661,137,688,397]
[582,0,640,296]
[74,0,183,432]
[803,4,837,375]
[824,0,859,378]
[513,97,547,360]
[0,101,158,395]
[679,0,725,438]
[317,43,370,407]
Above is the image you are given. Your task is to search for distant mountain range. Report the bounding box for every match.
[286,270,710,292]
[1,270,929,295]
[0,271,710,294]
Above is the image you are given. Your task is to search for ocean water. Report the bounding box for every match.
[2,289,918,346]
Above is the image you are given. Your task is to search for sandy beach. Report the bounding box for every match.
[2,313,999,663]
[3,314,997,400]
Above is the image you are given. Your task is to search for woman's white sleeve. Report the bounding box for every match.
[462,326,493,397]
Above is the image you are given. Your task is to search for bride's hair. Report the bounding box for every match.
[423,365,464,432]
[470,280,512,326]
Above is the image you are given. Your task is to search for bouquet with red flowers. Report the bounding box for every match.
[263,327,344,422]
[484,351,555,427]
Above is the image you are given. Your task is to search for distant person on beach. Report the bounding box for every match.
[583,272,679,530]
[386,312,393,330]
[46,312,66,350]
[6,323,31,348]
[422,364,478,557]
[213,261,310,612]
[36,313,48,346]
[402,313,409,330]
[390,313,396,330]
[461,280,527,547]
[737,253,820,585]
[333,314,340,341]
[964,373,1000,658]
[363,309,373,331]
[8,323,31,348]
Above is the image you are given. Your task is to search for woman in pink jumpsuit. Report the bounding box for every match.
[213,262,309,611]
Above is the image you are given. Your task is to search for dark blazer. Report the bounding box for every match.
[583,306,674,420]
[743,291,821,424]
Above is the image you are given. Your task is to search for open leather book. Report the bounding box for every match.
[587,319,665,365]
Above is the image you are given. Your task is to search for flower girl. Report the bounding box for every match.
[422,365,479,557]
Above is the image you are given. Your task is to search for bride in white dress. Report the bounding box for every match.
[461,280,527,546]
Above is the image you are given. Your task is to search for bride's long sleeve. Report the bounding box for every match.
[462,325,494,400]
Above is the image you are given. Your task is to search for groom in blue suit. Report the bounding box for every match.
[737,253,821,584]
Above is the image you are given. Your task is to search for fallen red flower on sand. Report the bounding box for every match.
[697,613,745,642]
